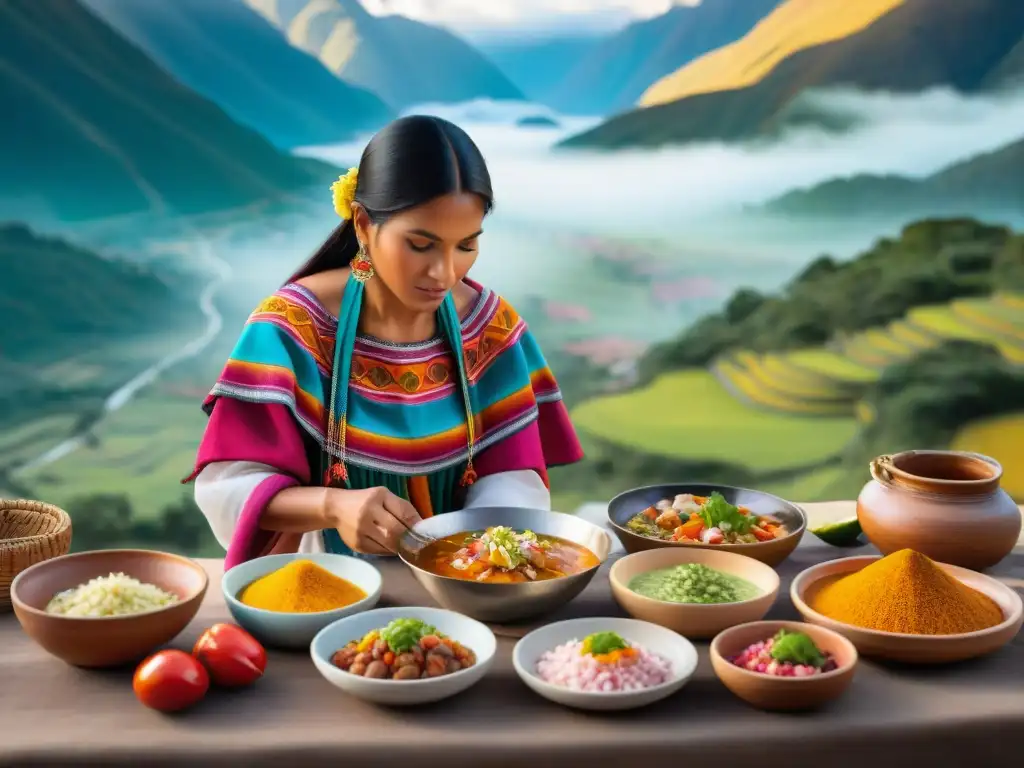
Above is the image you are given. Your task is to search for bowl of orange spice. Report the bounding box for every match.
[791,549,1022,664]
[222,553,382,649]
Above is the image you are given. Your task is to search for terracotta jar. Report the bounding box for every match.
[857,450,1022,571]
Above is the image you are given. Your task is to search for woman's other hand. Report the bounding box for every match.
[329,486,422,555]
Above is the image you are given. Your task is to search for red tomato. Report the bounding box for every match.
[133,650,209,712]
[193,623,267,688]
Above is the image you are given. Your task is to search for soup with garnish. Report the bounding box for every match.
[416,526,600,583]
[625,491,788,545]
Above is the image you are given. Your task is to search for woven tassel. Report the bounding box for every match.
[324,462,347,486]
[460,461,478,487]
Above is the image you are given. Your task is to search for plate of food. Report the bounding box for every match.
[310,607,496,705]
[512,617,698,711]
[398,507,612,622]
[607,484,806,566]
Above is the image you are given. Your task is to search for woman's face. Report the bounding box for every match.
[355,192,486,312]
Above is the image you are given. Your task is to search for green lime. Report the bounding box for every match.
[810,517,863,547]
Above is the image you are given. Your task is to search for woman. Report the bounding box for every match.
[190,115,583,568]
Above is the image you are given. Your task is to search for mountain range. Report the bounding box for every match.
[0,0,336,222]
[562,0,1024,149]
[546,0,783,116]
[478,34,605,107]
[245,0,524,110]
[764,135,1024,217]
[0,223,178,360]
[638,0,904,108]
[988,37,1024,88]
[79,0,392,149]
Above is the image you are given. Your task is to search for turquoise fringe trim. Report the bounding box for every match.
[320,273,472,556]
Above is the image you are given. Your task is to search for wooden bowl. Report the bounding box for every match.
[711,620,858,711]
[609,547,779,639]
[791,555,1023,664]
[1,499,72,611]
[11,549,208,668]
[607,483,806,567]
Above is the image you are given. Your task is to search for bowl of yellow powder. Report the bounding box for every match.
[222,553,383,649]
[791,549,1023,664]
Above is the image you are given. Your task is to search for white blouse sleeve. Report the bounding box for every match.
[194,461,325,553]
[463,469,551,511]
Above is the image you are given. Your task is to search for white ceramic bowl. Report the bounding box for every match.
[512,617,699,711]
[310,607,497,706]
[222,552,382,649]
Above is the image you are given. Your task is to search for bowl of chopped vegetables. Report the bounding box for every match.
[310,607,496,706]
[607,484,806,566]
[10,548,208,668]
[609,547,780,639]
[710,621,858,711]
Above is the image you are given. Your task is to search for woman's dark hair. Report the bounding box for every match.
[290,115,493,281]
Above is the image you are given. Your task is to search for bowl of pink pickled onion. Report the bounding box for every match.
[512,617,698,711]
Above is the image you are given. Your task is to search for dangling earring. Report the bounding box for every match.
[351,241,374,283]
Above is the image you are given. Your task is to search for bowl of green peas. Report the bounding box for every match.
[609,547,780,639]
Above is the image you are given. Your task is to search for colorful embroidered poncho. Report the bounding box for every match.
[191,277,583,563]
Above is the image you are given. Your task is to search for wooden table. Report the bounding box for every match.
[1,507,1022,768]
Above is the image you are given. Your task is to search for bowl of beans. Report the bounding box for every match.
[310,606,496,706]
[609,547,780,639]
[710,620,858,711]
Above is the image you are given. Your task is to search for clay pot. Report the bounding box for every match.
[857,451,1022,571]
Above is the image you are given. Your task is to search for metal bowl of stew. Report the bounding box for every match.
[398,507,613,623]
[607,483,807,567]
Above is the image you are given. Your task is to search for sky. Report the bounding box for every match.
[361,0,702,36]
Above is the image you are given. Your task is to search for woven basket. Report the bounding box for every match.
[0,499,73,611]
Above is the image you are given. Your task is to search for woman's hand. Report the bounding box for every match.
[328,486,422,555]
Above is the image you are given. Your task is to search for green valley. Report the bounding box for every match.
[562,218,1024,504]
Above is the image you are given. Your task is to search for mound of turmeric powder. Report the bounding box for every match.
[239,559,367,613]
[809,549,1004,635]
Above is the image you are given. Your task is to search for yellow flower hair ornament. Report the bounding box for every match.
[331,167,359,220]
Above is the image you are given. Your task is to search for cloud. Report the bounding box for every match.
[299,86,1024,237]
[361,0,700,32]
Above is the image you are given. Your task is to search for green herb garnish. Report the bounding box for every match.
[483,526,528,569]
[379,618,440,654]
[769,629,826,667]
[698,493,753,534]
[581,631,630,656]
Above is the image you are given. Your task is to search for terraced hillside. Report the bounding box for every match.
[571,291,1024,500]
[571,369,859,473]
[951,413,1024,498]
[714,293,1024,416]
